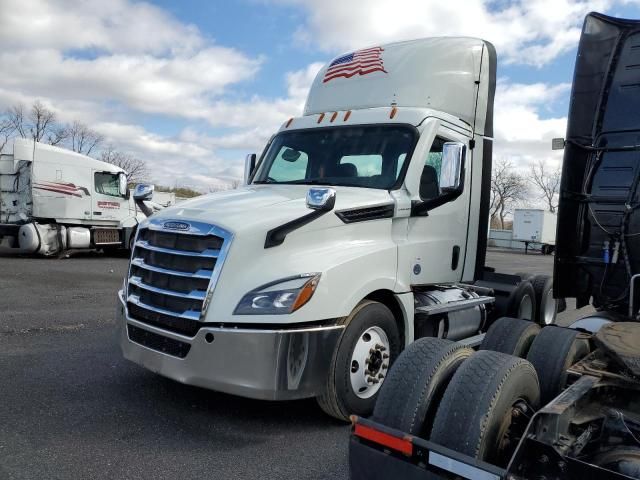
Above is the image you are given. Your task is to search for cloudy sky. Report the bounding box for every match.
[1,0,638,190]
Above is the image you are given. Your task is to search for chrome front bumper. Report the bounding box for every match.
[117,291,344,400]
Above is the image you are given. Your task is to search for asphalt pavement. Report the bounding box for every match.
[0,249,590,479]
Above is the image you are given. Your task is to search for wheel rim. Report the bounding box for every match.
[349,326,390,399]
[543,289,557,325]
[494,399,532,466]
[518,294,533,320]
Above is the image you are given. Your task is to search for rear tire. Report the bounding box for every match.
[531,275,557,326]
[372,338,472,437]
[430,351,540,467]
[317,300,401,421]
[480,317,540,358]
[526,326,591,404]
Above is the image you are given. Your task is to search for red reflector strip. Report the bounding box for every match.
[354,423,413,456]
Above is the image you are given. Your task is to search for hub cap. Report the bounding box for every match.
[543,289,557,325]
[518,294,533,320]
[350,326,390,399]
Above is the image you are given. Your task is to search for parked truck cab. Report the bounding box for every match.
[117,37,544,420]
[0,139,154,255]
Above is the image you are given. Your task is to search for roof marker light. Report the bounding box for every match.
[285,118,293,128]
[330,112,338,123]
[317,113,325,124]
[344,111,351,121]
[390,107,398,119]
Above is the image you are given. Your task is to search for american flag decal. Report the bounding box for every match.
[323,47,386,83]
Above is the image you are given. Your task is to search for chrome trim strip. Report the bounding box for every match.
[135,240,220,258]
[127,294,201,320]
[429,452,500,480]
[130,257,212,279]
[129,276,206,300]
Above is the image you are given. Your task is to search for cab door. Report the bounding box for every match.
[92,170,126,221]
[400,123,473,285]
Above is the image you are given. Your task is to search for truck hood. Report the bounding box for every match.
[555,12,640,307]
[149,184,394,234]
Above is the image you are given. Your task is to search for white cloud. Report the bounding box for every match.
[272,0,612,67]
[494,81,569,171]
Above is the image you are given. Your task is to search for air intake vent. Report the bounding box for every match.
[335,204,394,224]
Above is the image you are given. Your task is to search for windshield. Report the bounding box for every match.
[253,125,417,189]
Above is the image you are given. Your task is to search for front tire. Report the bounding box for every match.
[317,300,401,421]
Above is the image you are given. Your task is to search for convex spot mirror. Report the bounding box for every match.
[133,183,154,201]
[440,142,465,191]
[244,153,257,184]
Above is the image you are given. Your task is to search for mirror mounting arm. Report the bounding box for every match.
[411,188,464,216]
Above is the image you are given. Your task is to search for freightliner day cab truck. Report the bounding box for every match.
[349,12,640,480]
[117,36,559,420]
[0,139,156,255]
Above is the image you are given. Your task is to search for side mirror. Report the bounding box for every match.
[306,187,336,211]
[133,183,154,201]
[244,153,257,184]
[119,172,128,197]
[440,142,465,191]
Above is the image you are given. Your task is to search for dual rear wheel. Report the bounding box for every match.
[373,320,591,467]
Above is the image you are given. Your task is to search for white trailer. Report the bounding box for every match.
[117,37,559,420]
[0,139,154,255]
[512,208,557,254]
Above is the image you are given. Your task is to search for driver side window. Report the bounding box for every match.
[420,137,446,201]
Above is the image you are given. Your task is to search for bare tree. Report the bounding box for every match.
[65,121,103,155]
[3,101,67,145]
[5,104,27,139]
[529,159,561,213]
[490,159,528,229]
[100,145,148,183]
[0,118,15,153]
[29,100,59,142]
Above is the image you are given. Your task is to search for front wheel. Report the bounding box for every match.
[317,300,401,421]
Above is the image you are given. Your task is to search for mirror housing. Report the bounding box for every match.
[412,142,466,216]
[440,142,465,191]
[119,172,128,197]
[244,153,257,184]
[133,183,154,201]
[306,187,336,211]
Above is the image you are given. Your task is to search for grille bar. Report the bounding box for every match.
[131,257,213,279]
[129,276,206,300]
[127,324,191,358]
[136,240,220,258]
[128,294,201,320]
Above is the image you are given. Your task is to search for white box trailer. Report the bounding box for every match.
[512,209,557,254]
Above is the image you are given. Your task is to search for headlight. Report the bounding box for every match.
[234,273,321,315]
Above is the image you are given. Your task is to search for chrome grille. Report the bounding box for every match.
[125,219,232,337]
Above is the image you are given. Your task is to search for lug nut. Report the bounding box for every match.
[378,373,385,379]
[382,364,388,370]
[369,348,375,355]
[383,353,389,359]
[371,379,379,384]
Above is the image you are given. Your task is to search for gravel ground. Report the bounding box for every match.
[0,249,591,480]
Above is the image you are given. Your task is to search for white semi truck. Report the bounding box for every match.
[117,37,557,420]
[0,139,154,255]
